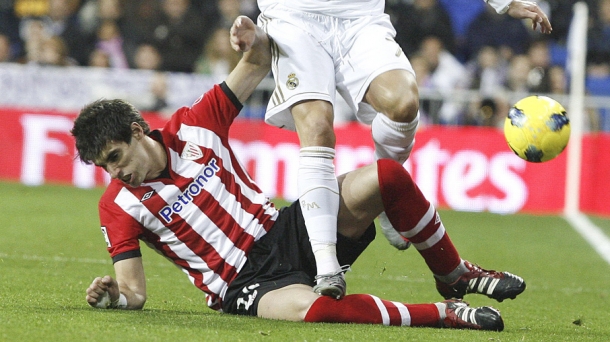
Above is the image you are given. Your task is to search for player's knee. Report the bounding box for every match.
[292,101,335,146]
[368,82,419,123]
[304,113,334,133]
[382,90,419,123]
[385,96,419,122]
[303,120,335,146]
[295,114,336,146]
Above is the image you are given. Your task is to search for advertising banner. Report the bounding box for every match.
[2,108,608,216]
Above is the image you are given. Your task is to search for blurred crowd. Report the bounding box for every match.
[0,0,609,129]
[0,0,251,73]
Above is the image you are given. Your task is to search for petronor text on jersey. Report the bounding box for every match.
[159,158,220,223]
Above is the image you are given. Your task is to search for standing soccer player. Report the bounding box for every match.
[76,16,526,331]
[255,0,552,298]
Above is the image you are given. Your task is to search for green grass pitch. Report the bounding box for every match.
[1,181,609,341]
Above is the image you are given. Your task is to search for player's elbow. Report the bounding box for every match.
[128,294,147,310]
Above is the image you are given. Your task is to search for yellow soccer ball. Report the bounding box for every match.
[504,96,571,162]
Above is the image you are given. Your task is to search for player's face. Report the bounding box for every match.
[94,138,150,187]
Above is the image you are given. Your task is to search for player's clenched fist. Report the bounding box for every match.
[86,275,119,308]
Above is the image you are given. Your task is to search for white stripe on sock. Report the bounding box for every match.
[391,301,412,326]
[370,295,390,326]
[412,223,446,250]
[401,204,435,239]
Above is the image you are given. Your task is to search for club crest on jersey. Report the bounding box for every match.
[286,73,299,90]
[181,141,203,160]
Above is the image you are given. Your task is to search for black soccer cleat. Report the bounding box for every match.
[442,299,504,331]
[436,261,526,302]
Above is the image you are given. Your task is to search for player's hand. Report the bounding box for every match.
[507,0,552,34]
[230,15,257,52]
[86,275,120,308]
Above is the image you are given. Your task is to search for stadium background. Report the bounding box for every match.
[1,2,610,341]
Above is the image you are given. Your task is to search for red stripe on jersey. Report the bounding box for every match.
[164,146,274,249]
[159,118,276,239]
[137,228,213,297]
[200,145,276,235]
[101,182,156,257]
[104,184,220,298]
[223,137,264,193]
[141,188,240,274]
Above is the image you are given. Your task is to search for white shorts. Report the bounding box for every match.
[258,7,414,130]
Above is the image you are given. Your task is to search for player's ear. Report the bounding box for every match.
[131,122,145,140]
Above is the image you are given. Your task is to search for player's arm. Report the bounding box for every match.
[485,0,552,34]
[85,257,147,310]
[225,15,271,104]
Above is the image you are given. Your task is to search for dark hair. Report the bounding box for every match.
[71,99,150,164]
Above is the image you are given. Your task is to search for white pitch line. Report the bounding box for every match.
[564,212,610,265]
[0,253,111,265]
[0,253,171,268]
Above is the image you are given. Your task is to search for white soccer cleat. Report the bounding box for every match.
[313,265,351,299]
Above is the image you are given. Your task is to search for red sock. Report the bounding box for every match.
[304,295,440,327]
[377,159,461,276]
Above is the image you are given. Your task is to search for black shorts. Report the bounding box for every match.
[222,200,376,316]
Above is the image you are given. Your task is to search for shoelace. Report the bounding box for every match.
[314,264,352,281]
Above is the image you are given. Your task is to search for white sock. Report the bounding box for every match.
[298,147,341,277]
[371,112,419,164]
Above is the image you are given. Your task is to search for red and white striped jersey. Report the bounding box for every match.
[98,83,279,311]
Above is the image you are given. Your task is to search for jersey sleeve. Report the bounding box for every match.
[99,193,143,263]
[183,82,243,137]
